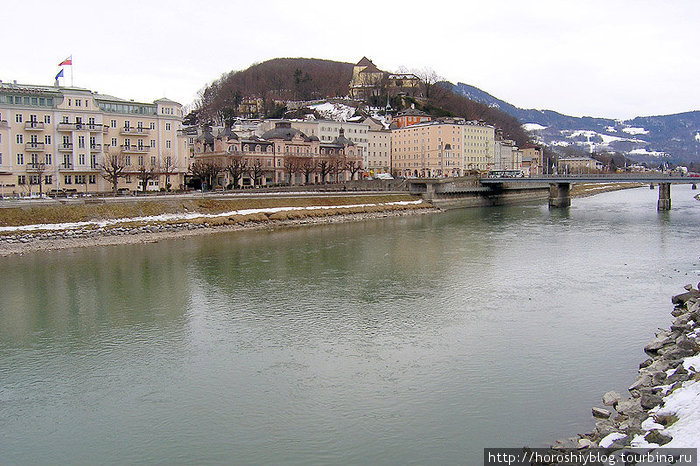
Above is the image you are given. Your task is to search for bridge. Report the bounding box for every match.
[408,175,698,210]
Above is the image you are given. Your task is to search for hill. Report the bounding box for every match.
[448,82,700,165]
[196,58,354,122]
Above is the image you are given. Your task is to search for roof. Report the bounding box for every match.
[356,57,374,67]
[397,108,429,117]
[154,97,181,105]
[332,128,354,146]
[261,121,310,141]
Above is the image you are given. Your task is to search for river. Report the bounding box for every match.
[1,186,699,465]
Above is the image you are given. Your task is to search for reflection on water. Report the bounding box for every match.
[1,186,699,465]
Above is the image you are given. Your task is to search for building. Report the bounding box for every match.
[520,145,543,175]
[259,119,370,169]
[362,117,391,174]
[392,118,496,177]
[391,107,431,129]
[348,57,423,101]
[494,139,522,171]
[557,156,603,174]
[0,81,187,196]
[461,121,496,172]
[193,121,363,187]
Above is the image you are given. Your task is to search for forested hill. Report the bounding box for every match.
[196,58,354,121]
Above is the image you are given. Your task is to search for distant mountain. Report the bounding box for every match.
[448,82,700,164]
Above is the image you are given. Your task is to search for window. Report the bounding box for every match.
[138,155,144,166]
[17,153,24,164]
[79,154,85,165]
[64,175,72,185]
[89,175,96,184]
[62,116,69,123]
[76,99,81,107]
[18,175,26,185]
[45,135,52,144]
[111,119,117,128]
[165,123,171,131]
[0,153,2,165]
[166,140,171,149]
[16,134,23,144]
[125,155,131,165]
[78,136,85,148]
[111,138,117,147]
[46,154,52,165]
[150,139,156,147]
[44,115,51,124]
[29,175,40,185]
[45,175,53,185]
[150,156,156,166]
[89,117,95,126]
[126,175,132,183]
[68,99,71,106]
[150,122,155,129]
[16,114,23,123]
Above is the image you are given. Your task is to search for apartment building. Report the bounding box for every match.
[0,81,186,196]
[392,118,495,177]
[362,117,391,174]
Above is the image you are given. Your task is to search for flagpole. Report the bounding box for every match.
[71,56,74,87]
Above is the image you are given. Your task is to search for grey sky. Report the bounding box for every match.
[3,0,698,120]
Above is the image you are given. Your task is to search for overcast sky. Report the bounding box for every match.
[3,0,698,120]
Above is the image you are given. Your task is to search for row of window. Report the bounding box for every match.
[1,95,55,107]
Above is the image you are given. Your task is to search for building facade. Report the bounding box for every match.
[0,81,186,196]
[362,117,391,174]
[557,156,603,174]
[193,121,363,187]
[392,118,496,177]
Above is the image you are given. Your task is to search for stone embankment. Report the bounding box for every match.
[0,203,436,256]
[548,284,700,454]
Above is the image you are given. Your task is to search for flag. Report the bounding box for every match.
[55,69,64,80]
[59,56,72,66]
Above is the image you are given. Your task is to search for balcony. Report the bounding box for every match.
[59,163,73,171]
[120,127,150,136]
[0,120,8,129]
[57,122,76,132]
[87,123,103,132]
[25,121,45,131]
[58,143,73,152]
[26,162,47,172]
[121,145,149,154]
[25,142,46,151]
[89,143,102,152]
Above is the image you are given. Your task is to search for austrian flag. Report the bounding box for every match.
[58,56,72,66]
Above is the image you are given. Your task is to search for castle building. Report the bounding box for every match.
[0,81,187,196]
[348,57,423,101]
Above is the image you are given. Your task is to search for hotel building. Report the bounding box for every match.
[0,81,187,196]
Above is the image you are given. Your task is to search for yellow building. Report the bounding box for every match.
[391,118,495,177]
[0,81,187,196]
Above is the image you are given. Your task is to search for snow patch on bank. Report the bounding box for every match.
[0,200,424,233]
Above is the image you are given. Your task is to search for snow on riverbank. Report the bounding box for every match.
[0,200,424,233]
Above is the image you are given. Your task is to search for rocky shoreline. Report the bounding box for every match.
[547,284,700,455]
[0,206,438,257]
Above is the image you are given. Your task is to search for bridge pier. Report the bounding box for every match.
[657,183,671,211]
[549,183,571,208]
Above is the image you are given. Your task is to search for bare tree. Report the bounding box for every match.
[412,67,443,99]
[227,154,247,189]
[283,156,302,185]
[346,159,363,181]
[248,159,266,187]
[29,158,47,196]
[317,157,333,184]
[299,157,316,184]
[161,156,178,191]
[136,161,158,193]
[100,151,129,195]
[190,159,224,191]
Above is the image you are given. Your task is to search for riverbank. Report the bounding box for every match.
[547,284,700,457]
[0,196,436,256]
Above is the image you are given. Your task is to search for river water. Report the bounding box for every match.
[1,186,699,465]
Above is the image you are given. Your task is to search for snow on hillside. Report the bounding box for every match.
[309,102,357,121]
[622,127,649,135]
[522,123,546,131]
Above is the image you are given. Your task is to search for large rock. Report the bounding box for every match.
[641,391,663,409]
[593,407,612,419]
[603,391,622,407]
[629,375,651,392]
[617,398,643,416]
